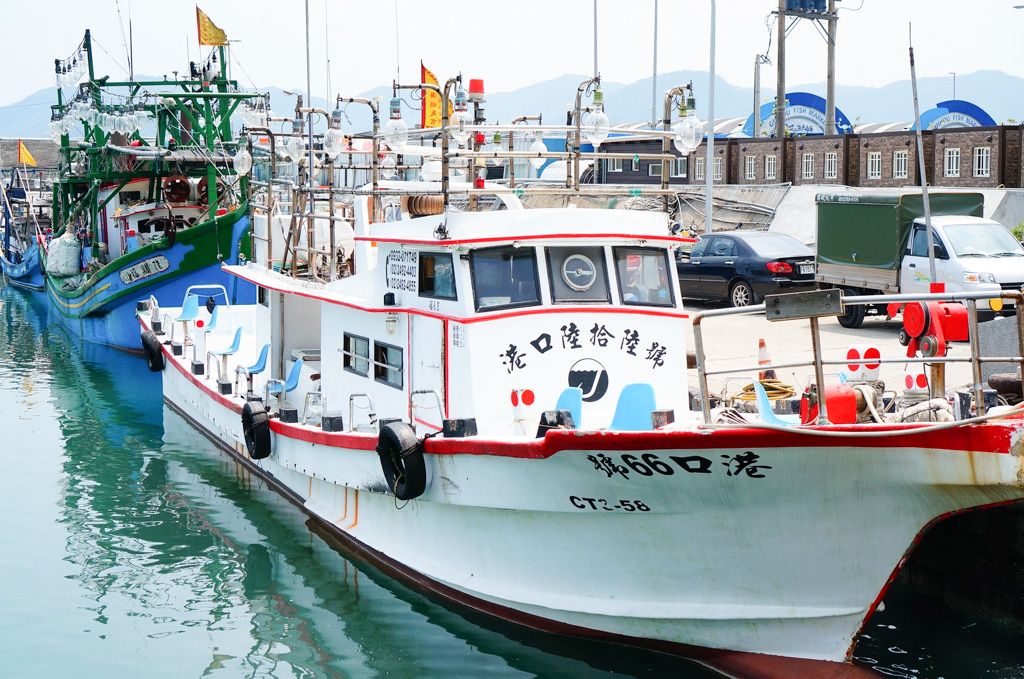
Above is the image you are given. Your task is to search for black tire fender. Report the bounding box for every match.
[141,329,164,372]
[242,400,272,460]
[377,421,426,500]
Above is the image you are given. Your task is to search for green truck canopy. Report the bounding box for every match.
[815,192,984,270]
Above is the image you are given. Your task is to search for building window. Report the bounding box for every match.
[944,147,960,178]
[343,333,369,376]
[648,162,663,177]
[892,150,908,179]
[419,252,456,299]
[974,147,991,178]
[824,152,838,180]
[670,157,687,178]
[713,156,723,181]
[867,151,882,180]
[764,155,776,181]
[607,157,623,173]
[801,153,815,180]
[373,341,403,389]
[631,156,640,172]
[695,157,705,181]
[744,155,756,180]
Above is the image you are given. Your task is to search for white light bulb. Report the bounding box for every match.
[529,136,546,170]
[450,108,471,145]
[233,147,253,175]
[384,117,408,152]
[381,155,397,179]
[286,134,305,161]
[324,127,346,158]
[673,111,703,155]
[583,109,610,148]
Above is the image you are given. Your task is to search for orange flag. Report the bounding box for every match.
[18,140,36,167]
[196,7,228,46]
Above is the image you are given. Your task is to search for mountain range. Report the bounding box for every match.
[2,69,1020,139]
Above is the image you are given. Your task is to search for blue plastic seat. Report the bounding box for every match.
[555,387,583,429]
[236,343,270,394]
[751,380,800,426]
[609,383,656,431]
[171,295,200,342]
[208,327,243,381]
[265,359,304,405]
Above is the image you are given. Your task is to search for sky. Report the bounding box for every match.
[2,0,1022,111]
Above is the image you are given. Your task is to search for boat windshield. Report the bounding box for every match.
[470,246,541,311]
[613,247,675,306]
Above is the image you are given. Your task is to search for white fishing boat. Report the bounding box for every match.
[136,77,1024,678]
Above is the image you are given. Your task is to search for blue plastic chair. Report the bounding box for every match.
[609,383,657,431]
[237,343,270,394]
[171,294,200,342]
[751,380,800,426]
[555,387,583,429]
[265,359,304,406]
[208,327,243,380]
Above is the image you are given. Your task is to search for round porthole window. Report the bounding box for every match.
[562,253,597,291]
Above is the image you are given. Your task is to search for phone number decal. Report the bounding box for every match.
[569,497,651,512]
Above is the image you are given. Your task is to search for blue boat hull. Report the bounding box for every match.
[45,214,255,354]
[1,243,44,292]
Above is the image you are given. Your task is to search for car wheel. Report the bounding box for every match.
[730,281,755,307]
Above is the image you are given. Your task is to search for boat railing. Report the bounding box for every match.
[411,389,446,425]
[691,289,1024,425]
[349,393,377,433]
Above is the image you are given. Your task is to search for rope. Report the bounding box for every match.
[731,379,796,401]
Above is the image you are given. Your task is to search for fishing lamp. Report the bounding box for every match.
[673,90,703,155]
[582,85,610,148]
[529,131,546,170]
[383,96,408,151]
[450,87,471,146]
[323,107,346,159]
[233,138,253,175]
[286,116,306,161]
[381,154,397,179]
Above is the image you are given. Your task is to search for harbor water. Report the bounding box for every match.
[1,285,1023,678]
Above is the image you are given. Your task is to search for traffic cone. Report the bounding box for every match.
[758,338,776,380]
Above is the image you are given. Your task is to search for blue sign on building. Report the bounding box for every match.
[741,92,853,137]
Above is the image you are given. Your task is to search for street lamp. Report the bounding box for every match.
[949,71,956,101]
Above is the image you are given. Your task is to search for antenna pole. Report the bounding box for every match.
[909,24,937,287]
[651,0,658,126]
[593,0,599,78]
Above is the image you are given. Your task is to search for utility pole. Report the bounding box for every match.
[753,55,769,137]
[775,0,786,139]
[825,0,837,133]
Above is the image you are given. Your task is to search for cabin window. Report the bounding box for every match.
[974,147,991,178]
[373,341,403,389]
[258,286,270,307]
[647,162,663,177]
[607,158,623,173]
[671,158,687,178]
[418,252,457,299]
[343,333,369,376]
[546,246,610,303]
[614,247,675,307]
[631,157,640,171]
[892,150,908,179]
[470,246,541,312]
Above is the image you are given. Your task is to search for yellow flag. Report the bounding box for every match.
[18,140,36,167]
[421,62,442,129]
[196,7,228,46]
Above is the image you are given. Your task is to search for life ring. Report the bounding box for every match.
[376,421,426,500]
[163,174,191,203]
[141,329,164,372]
[242,400,272,459]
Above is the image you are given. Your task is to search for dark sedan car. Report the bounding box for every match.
[676,231,816,306]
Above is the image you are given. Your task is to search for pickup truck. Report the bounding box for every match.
[815,192,1024,328]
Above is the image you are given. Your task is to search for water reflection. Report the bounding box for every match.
[0,286,717,677]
